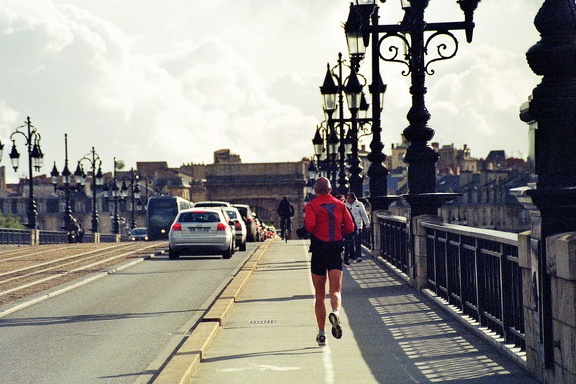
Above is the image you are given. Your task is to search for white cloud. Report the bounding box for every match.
[0,0,550,182]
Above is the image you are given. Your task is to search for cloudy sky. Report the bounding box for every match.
[0,0,543,183]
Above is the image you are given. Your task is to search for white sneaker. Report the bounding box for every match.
[329,312,342,339]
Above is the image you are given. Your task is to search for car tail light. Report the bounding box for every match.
[217,223,227,231]
[235,222,242,229]
[247,217,253,223]
[171,223,182,231]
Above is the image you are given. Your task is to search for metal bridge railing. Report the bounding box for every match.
[378,214,409,274]
[374,214,525,351]
[422,221,525,350]
[0,228,30,245]
[0,228,120,245]
[361,227,373,250]
[100,234,119,243]
[38,230,68,244]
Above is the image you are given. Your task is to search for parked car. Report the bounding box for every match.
[233,204,257,242]
[264,225,278,240]
[194,201,231,208]
[223,206,247,251]
[168,208,235,260]
[254,217,264,242]
[129,227,148,241]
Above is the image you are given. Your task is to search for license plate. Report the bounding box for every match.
[188,227,209,232]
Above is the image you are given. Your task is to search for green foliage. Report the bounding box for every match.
[0,215,26,229]
[115,160,126,171]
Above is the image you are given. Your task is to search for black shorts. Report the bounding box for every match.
[310,239,344,276]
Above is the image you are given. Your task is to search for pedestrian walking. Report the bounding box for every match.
[345,193,370,262]
[337,194,355,265]
[305,177,355,346]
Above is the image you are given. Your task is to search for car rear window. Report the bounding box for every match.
[178,212,220,223]
[225,210,238,220]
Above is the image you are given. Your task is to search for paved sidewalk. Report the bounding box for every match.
[189,239,539,384]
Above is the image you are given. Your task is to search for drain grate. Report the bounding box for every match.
[249,320,276,324]
[169,331,192,336]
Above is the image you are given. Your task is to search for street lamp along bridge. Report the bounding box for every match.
[345,0,480,212]
[78,147,104,233]
[0,116,45,229]
[50,133,87,235]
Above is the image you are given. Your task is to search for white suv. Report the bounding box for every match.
[168,208,235,260]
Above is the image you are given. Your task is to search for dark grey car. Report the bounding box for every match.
[233,204,257,242]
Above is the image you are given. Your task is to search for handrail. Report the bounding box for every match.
[420,220,518,245]
[424,221,524,350]
[374,213,525,351]
[377,214,409,274]
[0,228,29,245]
[0,228,119,245]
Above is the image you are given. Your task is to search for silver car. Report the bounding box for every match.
[223,207,247,251]
[168,208,235,259]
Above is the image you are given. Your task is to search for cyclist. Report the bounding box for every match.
[277,196,295,240]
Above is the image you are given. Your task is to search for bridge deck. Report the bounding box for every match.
[184,239,538,383]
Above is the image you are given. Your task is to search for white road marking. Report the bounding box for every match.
[303,244,335,384]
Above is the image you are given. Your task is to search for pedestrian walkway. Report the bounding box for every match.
[189,239,538,383]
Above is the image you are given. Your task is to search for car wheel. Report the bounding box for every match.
[222,246,233,259]
[240,241,246,251]
[168,248,180,260]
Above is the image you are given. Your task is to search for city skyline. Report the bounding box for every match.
[0,1,542,183]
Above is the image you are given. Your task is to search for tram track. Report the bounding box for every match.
[0,242,168,306]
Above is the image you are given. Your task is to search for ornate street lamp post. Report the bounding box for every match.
[347,0,480,211]
[4,116,44,229]
[79,147,104,233]
[306,160,317,201]
[321,55,348,194]
[50,134,86,232]
[103,158,123,235]
[320,54,374,196]
[120,168,141,231]
[344,69,365,197]
[312,123,337,185]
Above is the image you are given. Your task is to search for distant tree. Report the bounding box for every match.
[0,215,26,229]
[115,160,126,171]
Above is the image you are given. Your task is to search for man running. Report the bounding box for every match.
[305,177,354,346]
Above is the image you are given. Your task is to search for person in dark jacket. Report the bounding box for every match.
[277,196,295,239]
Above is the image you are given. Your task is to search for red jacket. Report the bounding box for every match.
[305,193,355,242]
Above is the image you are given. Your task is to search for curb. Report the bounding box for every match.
[152,240,272,383]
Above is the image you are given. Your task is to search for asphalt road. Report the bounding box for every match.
[0,244,257,384]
